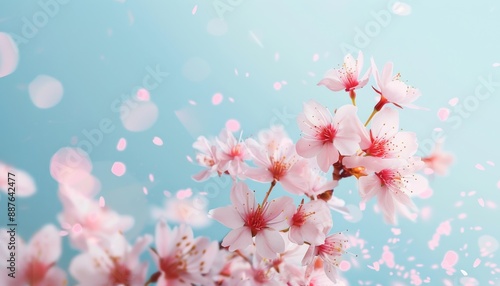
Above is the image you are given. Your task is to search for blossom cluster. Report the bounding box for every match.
[0,51,453,285]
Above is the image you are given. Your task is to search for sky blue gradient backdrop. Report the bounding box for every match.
[1,0,500,285]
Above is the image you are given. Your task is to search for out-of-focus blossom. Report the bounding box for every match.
[0,162,36,197]
[0,225,66,286]
[70,233,152,286]
[192,135,222,182]
[58,189,134,250]
[245,127,309,195]
[216,128,250,179]
[296,101,361,172]
[371,59,421,110]
[151,195,210,228]
[210,182,294,258]
[302,233,349,283]
[150,221,218,285]
[289,200,332,245]
[422,141,454,176]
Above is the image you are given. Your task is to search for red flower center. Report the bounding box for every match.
[244,206,267,236]
[109,260,132,285]
[291,204,315,227]
[375,169,398,187]
[25,259,51,285]
[268,158,290,180]
[316,124,336,143]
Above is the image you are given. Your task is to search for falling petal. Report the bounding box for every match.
[111,162,126,177]
[136,88,150,101]
[313,53,319,62]
[448,97,459,106]
[116,138,127,151]
[437,108,450,121]
[212,93,223,105]
[225,119,240,132]
[192,4,198,15]
[392,1,412,16]
[99,196,105,207]
[249,30,264,48]
[143,187,148,195]
[273,82,282,90]
[176,188,193,199]
[475,164,485,171]
[153,136,163,146]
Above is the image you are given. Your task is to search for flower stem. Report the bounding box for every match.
[262,180,276,205]
[364,109,377,126]
[349,90,356,106]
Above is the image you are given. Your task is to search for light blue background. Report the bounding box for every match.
[1,0,500,284]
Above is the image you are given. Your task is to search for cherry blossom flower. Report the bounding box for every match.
[357,158,428,224]
[151,196,210,228]
[303,166,338,198]
[0,225,66,286]
[245,128,309,195]
[302,233,349,283]
[192,135,222,182]
[69,233,152,286]
[150,221,218,285]
[422,141,454,176]
[57,189,134,250]
[210,182,295,258]
[296,101,362,172]
[216,128,250,179]
[289,200,333,245]
[318,51,371,104]
[363,107,418,159]
[371,59,421,110]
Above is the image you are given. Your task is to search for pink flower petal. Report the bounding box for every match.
[176,188,192,199]
[225,119,240,132]
[437,108,450,121]
[212,93,223,105]
[210,206,244,229]
[111,162,126,177]
[222,227,252,251]
[136,88,150,101]
[273,82,282,90]
[153,136,163,146]
[448,97,459,106]
[99,196,105,207]
[192,4,198,15]
[116,138,127,151]
[255,229,284,258]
